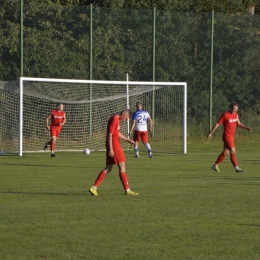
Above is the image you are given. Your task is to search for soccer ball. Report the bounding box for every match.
[84,148,90,155]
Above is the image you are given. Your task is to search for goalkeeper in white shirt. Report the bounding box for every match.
[130,102,153,158]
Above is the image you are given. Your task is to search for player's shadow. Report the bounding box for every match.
[242,159,260,162]
[0,191,85,196]
[1,163,94,169]
[1,163,57,167]
[0,154,18,157]
[238,224,260,228]
[220,176,260,182]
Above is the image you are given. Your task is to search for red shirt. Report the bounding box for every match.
[106,115,120,147]
[51,110,65,127]
[218,111,238,136]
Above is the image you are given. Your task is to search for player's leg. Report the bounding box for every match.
[117,162,138,196]
[141,131,152,158]
[212,146,229,172]
[113,147,130,190]
[43,129,54,151]
[89,164,113,196]
[216,147,229,164]
[43,140,49,151]
[229,147,245,172]
[117,161,129,190]
[134,141,140,158]
[133,131,140,158]
[212,136,233,172]
[113,146,138,195]
[225,137,244,172]
[50,136,58,157]
[229,147,237,167]
[43,137,56,155]
[94,165,112,187]
[89,146,115,196]
[47,127,60,157]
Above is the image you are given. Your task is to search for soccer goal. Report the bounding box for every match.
[0,77,187,156]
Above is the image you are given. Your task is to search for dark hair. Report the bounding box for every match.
[229,102,238,108]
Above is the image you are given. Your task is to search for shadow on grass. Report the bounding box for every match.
[1,163,99,169]
[0,191,86,196]
[0,190,136,197]
[0,154,18,157]
[1,163,57,167]
[238,224,260,227]
[242,159,260,162]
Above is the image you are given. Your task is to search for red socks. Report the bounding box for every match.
[119,172,129,190]
[230,153,238,167]
[93,171,106,187]
[216,153,226,165]
[93,171,129,190]
[215,152,238,167]
[50,141,54,152]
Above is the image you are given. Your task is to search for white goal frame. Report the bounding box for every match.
[19,77,187,156]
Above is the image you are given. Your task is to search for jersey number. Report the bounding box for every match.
[137,115,146,123]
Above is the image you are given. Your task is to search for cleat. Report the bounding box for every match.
[212,165,220,172]
[135,154,140,158]
[43,142,48,151]
[89,187,98,196]
[236,168,245,173]
[51,153,56,157]
[148,149,152,158]
[125,190,139,196]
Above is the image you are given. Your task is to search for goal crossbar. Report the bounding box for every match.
[20,77,186,86]
[19,77,187,156]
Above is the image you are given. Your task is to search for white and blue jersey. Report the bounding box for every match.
[132,110,151,131]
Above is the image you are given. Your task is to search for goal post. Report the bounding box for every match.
[3,77,187,156]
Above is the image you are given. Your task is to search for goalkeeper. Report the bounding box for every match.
[130,102,153,158]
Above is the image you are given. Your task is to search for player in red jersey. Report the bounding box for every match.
[44,103,66,157]
[89,109,139,196]
[207,103,252,172]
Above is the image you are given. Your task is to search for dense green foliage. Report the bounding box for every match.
[0,139,260,259]
[1,0,260,132]
[29,0,260,14]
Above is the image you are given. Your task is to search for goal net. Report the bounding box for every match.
[0,77,187,156]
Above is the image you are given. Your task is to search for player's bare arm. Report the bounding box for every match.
[61,113,66,126]
[208,123,221,139]
[148,117,153,132]
[119,132,135,145]
[107,133,114,157]
[45,112,52,131]
[237,118,252,132]
[129,120,136,136]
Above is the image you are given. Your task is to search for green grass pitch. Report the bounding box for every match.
[0,138,259,259]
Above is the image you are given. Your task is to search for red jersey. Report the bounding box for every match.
[106,115,120,147]
[218,111,238,136]
[51,109,65,127]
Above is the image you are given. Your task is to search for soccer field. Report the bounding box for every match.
[0,138,259,260]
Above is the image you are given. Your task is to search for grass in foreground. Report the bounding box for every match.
[0,138,259,260]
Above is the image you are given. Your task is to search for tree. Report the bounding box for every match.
[1,0,260,136]
[28,0,260,14]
